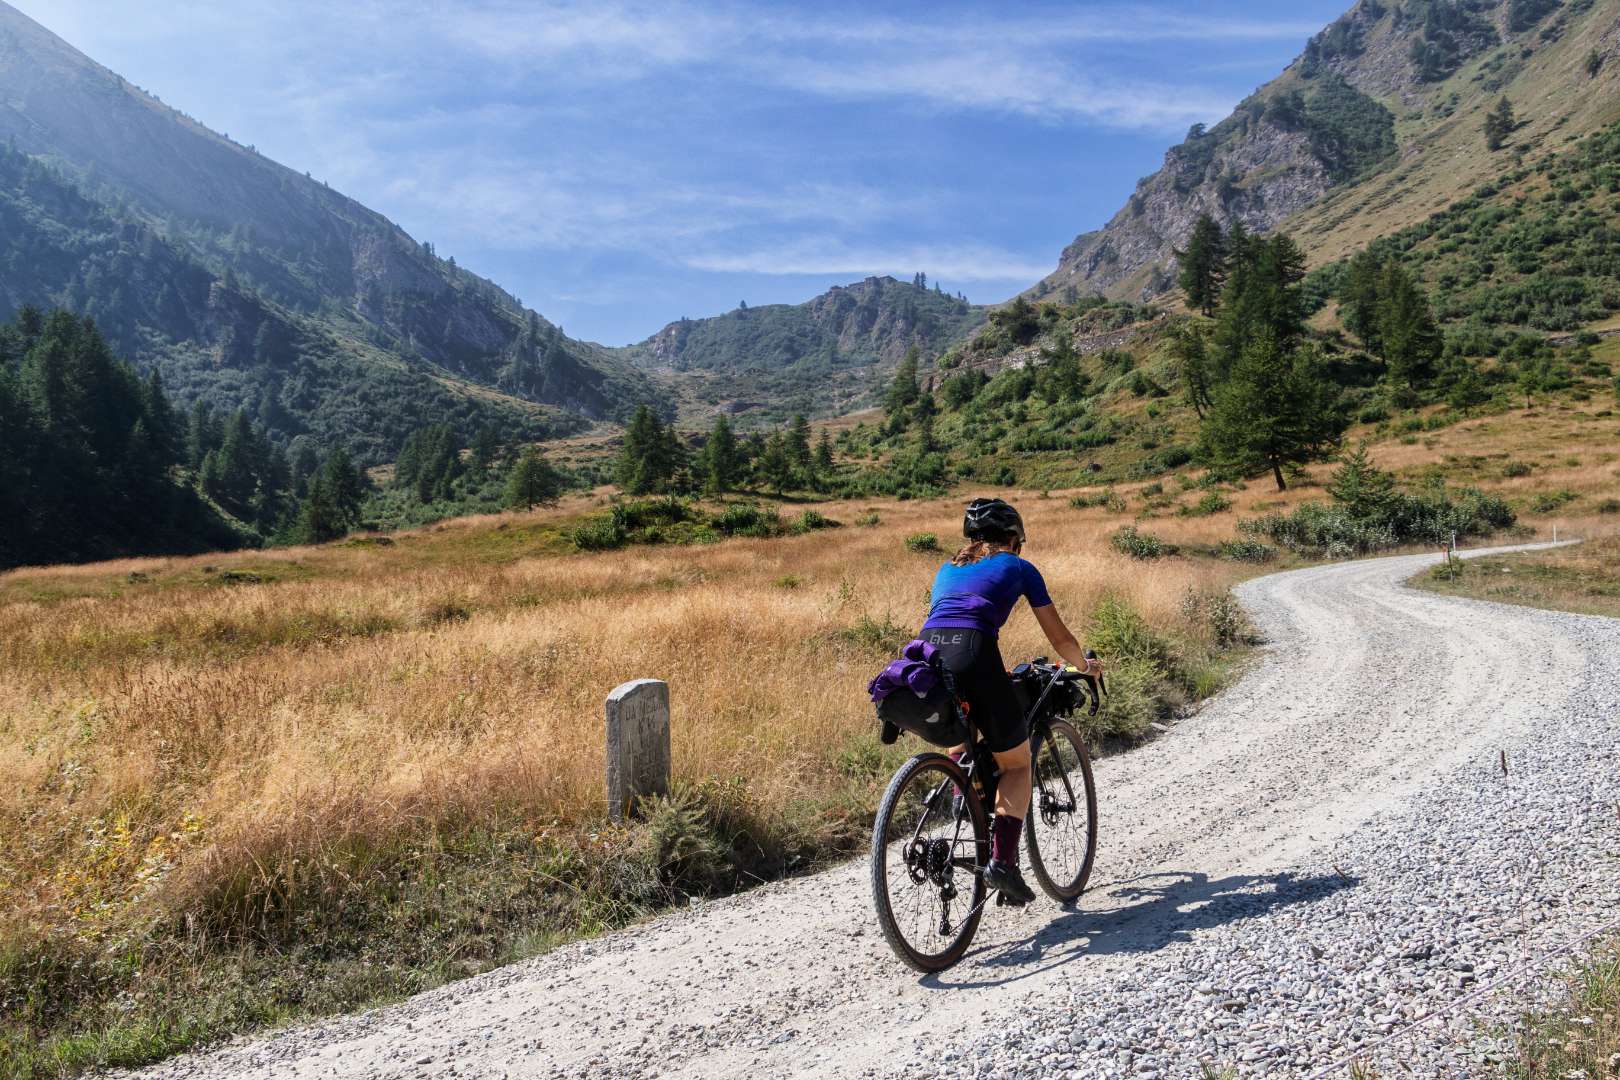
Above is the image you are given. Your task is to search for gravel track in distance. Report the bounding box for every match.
[116,543,1619,1080]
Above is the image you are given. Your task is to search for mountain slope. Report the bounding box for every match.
[1033,0,1620,302]
[623,275,984,422]
[0,1,655,459]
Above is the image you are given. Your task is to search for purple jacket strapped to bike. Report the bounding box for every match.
[867,638,941,704]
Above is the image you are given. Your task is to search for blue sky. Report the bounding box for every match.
[15,1,1351,345]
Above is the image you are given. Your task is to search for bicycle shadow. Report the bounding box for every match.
[920,867,1356,990]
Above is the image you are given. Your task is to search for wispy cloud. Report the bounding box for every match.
[426,1,1310,131]
[381,155,904,255]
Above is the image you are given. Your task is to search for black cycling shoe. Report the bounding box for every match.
[984,859,1036,906]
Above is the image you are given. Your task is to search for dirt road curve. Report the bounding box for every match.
[123,542,1618,1079]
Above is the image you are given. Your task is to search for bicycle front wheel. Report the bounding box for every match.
[1025,718,1098,903]
[870,753,989,972]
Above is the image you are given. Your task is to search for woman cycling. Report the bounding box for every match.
[922,498,1104,906]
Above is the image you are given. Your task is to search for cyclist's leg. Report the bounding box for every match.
[990,740,1032,820]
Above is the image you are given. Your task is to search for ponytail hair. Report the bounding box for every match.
[951,529,1018,566]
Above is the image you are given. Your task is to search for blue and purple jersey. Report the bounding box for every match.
[921,552,1052,637]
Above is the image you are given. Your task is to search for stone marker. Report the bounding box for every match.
[605,679,670,821]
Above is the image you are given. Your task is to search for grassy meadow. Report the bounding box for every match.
[1,390,1611,1074]
[0,482,1272,1075]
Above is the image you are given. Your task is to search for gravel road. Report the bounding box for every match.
[118,543,1619,1080]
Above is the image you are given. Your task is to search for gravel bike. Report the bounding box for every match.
[870,655,1102,972]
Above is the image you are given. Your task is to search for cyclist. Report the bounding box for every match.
[921,498,1104,906]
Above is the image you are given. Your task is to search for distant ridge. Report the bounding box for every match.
[0,0,655,459]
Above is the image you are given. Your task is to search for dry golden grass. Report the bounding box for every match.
[3,393,1608,1072]
[0,490,1244,962]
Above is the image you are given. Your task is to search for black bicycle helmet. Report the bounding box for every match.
[962,497,1025,543]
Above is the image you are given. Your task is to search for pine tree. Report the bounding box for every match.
[758,432,795,494]
[1176,214,1227,317]
[503,447,562,509]
[186,399,223,471]
[787,414,813,477]
[1199,335,1343,491]
[700,414,739,494]
[1210,233,1306,385]
[914,380,938,453]
[288,438,320,499]
[1484,96,1516,151]
[814,430,835,481]
[1327,442,1396,520]
[1376,261,1442,388]
[1341,248,1386,353]
[140,370,180,462]
[885,348,921,433]
[1170,324,1214,419]
[305,448,366,537]
[471,425,502,471]
[1443,360,1489,411]
[614,405,683,494]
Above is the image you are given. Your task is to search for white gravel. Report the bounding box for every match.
[112,542,1620,1080]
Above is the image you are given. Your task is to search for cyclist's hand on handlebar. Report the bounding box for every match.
[1081,656,1104,677]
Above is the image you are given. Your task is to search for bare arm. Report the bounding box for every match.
[1031,604,1103,675]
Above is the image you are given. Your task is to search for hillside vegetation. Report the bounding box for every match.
[0,3,655,463]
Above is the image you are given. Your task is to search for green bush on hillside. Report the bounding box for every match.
[1240,484,1515,557]
[1110,525,1174,559]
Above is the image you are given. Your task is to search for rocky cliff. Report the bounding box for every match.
[624,275,984,421]
[1033,0,1618,302]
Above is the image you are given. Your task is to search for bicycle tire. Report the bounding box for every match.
[870,752,989,972]
[1024,718,1098,903]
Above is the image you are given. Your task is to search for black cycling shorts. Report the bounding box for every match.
[923,627,1028,753]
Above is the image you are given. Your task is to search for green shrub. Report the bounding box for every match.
[1596,499,1620,514]
[1529,489,1578,513]
[570,508,629,551]
[904,532,940,553]
[632,789,731,895]
[1239,484,1515,557]
[1178,492,1232,518]
[1216,538,1277,563]
[712,503,780,537]
[1502,460,1533,477]
[1083,658,1157,742]
[1180,588,1248,648]
[791,509,841,533]
[1069,490,1119,511]
[1109,525,1172,560]
[835,613,912,655]
[855,511,881,527]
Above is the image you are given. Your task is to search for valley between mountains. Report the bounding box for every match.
[111,543,1620,1079]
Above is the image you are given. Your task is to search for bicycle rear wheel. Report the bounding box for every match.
[870,753,989,972]
[1025,718,1098,903]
